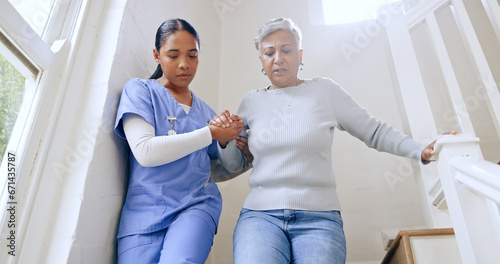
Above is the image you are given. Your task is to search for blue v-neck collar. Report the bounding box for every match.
[150,79,199,116]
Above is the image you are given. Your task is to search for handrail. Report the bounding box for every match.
[451,158,500,204]
[405,0,450,29]
[435,135,500,264]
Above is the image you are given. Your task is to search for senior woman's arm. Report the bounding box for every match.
[216,132,252,175]
[210,156,252,182]
[212,92,254,174]
[324,80,425,160]
[210,115,253,182]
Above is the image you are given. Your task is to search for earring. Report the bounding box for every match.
[261,68,266,75]
[300,62,304,71]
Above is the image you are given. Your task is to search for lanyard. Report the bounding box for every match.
[167,116,177,135]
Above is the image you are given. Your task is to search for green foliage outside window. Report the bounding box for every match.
[0,53,25,164]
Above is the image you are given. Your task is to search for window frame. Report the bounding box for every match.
[0,0,84,262]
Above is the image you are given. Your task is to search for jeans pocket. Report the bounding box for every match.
[326,210,344,228]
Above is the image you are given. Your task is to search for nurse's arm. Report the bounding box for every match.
[123,114,213,167]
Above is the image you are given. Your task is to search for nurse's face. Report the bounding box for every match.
[154,30,199,90]
[259,30,303,89]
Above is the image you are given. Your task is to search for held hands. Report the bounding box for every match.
[209,110,244,148]
[210,110,240,128]
[210,110,255,163]
[421,131,458,163]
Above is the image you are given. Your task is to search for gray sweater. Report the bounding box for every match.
[218,77,424,211]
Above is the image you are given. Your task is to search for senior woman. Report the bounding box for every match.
[213,17,446,264]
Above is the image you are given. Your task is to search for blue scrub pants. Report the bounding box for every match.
[233,209,346,264]
[117,209,216,264]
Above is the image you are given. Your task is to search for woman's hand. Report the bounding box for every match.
[235,136,254,163]
[421,131,458,162]
[210,110,241,128]
[209,120,245,148]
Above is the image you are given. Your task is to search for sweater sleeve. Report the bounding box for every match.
[216,139,251,174]
[217,91,252,173]
[323,79,424,160]
[123,114,213,167]
[210,158,252,182]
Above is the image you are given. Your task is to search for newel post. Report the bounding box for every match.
[434,134,484,264]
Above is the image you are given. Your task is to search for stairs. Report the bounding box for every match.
[381,228,461,264]
[381,0,500,263]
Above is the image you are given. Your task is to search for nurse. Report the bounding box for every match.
[114,18,244,263]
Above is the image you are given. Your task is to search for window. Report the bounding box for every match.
[8,0,57,38]
[321,0,400,25]
[0,0,83,251]
[0,18,40,165]
[0,52,29,164]
[0,3,43,203]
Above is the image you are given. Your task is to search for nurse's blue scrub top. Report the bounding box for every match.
[114,78,222,238]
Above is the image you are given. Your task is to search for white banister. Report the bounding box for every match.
[450,0,500,139]
[452,157,500,251]
[385,1,500,262]
[384,4,451,228]
[424,12,476,135]
[452,159,500,204]
[405,0,450,29]
[435,134,500,264]
[480,0,500,43]
[385,6,436,139]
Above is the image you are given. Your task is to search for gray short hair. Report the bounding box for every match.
[254,17,302,51]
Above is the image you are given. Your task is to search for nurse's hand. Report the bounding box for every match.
[209,119,245,148]
[210,110,241,128]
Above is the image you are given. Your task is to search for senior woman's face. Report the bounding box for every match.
[259,30,303,89]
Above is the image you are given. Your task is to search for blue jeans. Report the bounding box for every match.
[233,209,346,264]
